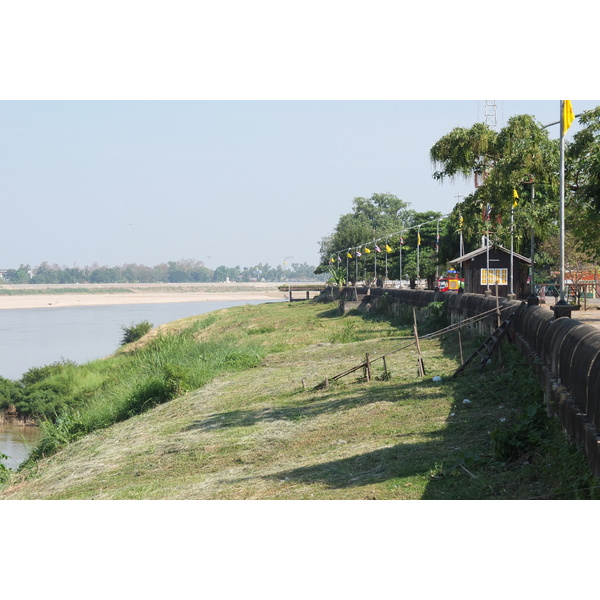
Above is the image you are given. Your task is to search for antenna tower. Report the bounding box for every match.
[475,100,498,188]
[484,100,498,129]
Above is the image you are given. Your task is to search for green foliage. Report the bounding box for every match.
[17,313,267,460]
[327,265,346,287]
[318,193,411,271]
[490,403,550,462]
[0,377,23,411]
[115,364,189,421]
[28,411,90,460]
[431,114,560,258]
[1,259,325,285]
[422,301,448,333]
[0,454,10,484]
[120,320,153,345]
[13,361,80,420]
[329,319,359,344]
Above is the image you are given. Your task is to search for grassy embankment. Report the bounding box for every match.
[1,298,598,500]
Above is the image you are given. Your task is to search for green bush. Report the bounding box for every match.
[0,377,23,411]
[120,320,153,345]
[116,364,189,421]
[0,456,10,483]
[490,403,550,462]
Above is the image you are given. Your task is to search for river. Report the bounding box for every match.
[0,299,277,469]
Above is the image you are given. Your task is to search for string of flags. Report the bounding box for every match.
[329,184,529,264]
[329,214,450,263]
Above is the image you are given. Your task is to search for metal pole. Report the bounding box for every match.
[436,218,440,283]
[417,226,421,285]
[346,250,349,286]
[385,239,388,281]
[399,236,403,283]
[559,100,567,304]
[528,182,538,303]
[510,202,514,296]
[486,223,490,291]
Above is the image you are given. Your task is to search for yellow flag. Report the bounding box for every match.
[512,188,519,208]
[417,232,421,246]
[347,251,352,258]
[385,244,392,253]
[459,214,464,230]
[364,246,371,253]
[563,100,575,133]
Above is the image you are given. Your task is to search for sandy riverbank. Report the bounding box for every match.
[0,283,290,310]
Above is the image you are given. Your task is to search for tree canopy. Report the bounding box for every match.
[318,193,447,284]
[430,105,600,281]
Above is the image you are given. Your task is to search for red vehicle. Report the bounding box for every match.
[437,271,464,292]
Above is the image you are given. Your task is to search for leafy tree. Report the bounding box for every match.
[566,106,600,261]
[318,193,411,277]
[4,265,31,283]
[430,115,560,258]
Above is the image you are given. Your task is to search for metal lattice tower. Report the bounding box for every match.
[484,100,498,129]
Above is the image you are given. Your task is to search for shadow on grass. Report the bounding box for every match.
[184,381,424,432]
[264,438,443,490]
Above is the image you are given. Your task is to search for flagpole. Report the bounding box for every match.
[416,226,421,285]
[559,100,567,304]
[435,218,440,284]
[346,250,349,286]
[486,207,490,292]
[385,240,388,281]
[399,235,403,283]
[510,200,514,296]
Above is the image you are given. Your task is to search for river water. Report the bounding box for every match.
[0,299,276,469]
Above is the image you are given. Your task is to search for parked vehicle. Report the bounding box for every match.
[437,270,464,292]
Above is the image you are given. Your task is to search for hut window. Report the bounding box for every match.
[481,268,507,285]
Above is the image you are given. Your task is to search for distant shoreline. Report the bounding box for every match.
[0,282,288,310]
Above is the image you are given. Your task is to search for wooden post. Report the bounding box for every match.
[365,353,371,382]
[413,308,425,377]
[382,356,388,379]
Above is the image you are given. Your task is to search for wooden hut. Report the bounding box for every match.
[449,244,531,298]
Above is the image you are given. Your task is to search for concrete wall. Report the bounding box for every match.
[334,286,600,475]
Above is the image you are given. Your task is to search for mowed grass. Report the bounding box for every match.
[1,299,597,500]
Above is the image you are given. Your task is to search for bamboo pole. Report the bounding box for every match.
[413,308,425,377]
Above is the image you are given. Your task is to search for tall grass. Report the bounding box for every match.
[25,318,265,461]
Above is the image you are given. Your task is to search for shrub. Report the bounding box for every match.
[117,364,189,420]
[120,320,153,345]
[490,403,550,462]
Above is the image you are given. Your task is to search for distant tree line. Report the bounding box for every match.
[1,259,325,284]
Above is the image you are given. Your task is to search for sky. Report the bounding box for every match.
[2,99,599,272]
[1,3,597,275]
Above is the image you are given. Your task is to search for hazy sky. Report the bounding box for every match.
[1,4,596,272]
[2,100,598,271]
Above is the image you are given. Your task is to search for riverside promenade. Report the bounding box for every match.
[538,297,600,330]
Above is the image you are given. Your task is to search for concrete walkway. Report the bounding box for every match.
[535,297,600,329]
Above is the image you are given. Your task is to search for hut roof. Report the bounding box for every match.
[449,244,531,266]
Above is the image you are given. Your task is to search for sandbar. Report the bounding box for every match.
[0,283,289,310]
